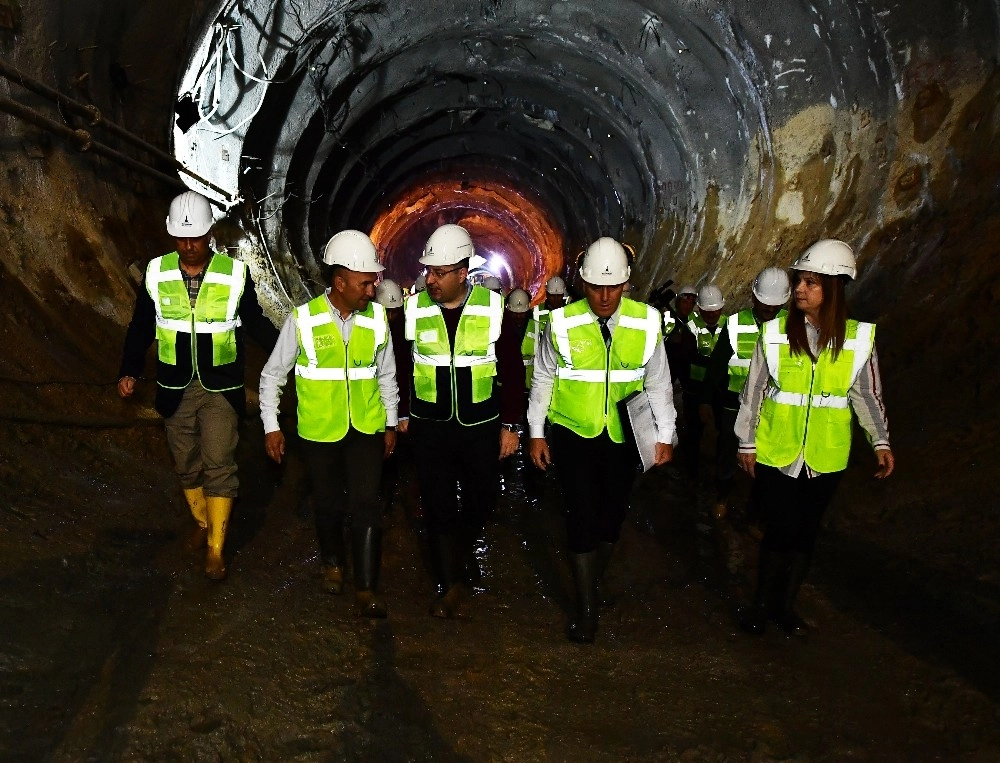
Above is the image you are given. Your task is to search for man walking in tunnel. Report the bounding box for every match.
[703,267,790,521]
[259,230,398,618]
[118,191,279,581]
[528,238,676,643]
[399,223,524,619]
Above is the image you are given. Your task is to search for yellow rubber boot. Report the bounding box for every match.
[205,496,233,581]
[182,487,209,550]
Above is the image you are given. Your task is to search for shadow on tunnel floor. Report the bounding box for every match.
[0,527,175,760]
[813,530,1000,702]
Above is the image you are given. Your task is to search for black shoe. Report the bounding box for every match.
[567,551,599,644]
[776,610,809,637]
[738,605,767,635]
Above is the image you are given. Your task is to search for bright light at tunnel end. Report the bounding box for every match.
[368,176,564,301]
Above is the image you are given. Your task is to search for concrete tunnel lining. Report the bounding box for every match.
[2,0,1000,758]
[169,0,920,314]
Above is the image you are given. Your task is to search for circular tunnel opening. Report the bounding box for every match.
[367,169,565,300]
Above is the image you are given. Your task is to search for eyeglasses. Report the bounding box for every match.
[423,265,465,279]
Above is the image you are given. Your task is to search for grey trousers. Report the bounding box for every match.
[164,380,239,497]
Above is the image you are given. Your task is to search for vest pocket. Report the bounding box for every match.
[213,332,237,366]
[155,326,178,365]
[414,363,438,403]
[470,362,496,403]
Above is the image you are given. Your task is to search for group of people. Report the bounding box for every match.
[119,191,894,644]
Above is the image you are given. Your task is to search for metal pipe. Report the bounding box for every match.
[0,57,235,201]
[0,95,227,204]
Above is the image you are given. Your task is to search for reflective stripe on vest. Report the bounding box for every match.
[548,298,661,442]
[687,311,727,382]
[146,253,245,383]
[726,309,788,393]
[663,311,676,337]
[520,305,550,389]
[404,285,503,421]
[294,295,387,442]
[755,317,875,473]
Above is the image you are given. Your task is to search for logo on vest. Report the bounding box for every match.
[620,360,630,368]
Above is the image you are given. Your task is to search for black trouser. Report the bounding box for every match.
[409,417,501,534]
[755,464,842,554]
[300,430,385,565]
[550,425,638,553]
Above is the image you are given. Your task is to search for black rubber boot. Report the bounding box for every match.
[739,549,786,635]
[566,551,599,644]
[429,533,465,619]
[352,526,386,618]
[319,516,347,594]
[596,542,617,608]
[775,552,812,637]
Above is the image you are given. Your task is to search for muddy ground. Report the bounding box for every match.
[1,368,999,763]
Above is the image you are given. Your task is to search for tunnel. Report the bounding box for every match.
[1,0,999,759]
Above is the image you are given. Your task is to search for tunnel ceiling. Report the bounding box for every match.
[170,0,999,310]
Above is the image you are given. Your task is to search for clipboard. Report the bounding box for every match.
[616,390,658,472]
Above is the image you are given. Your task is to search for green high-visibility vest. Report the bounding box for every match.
[147,252,245,390]
[293,295,388,442]
[663,311,677,338]
[687,311,728,382]
[755,316,875,473]
[521,305,550,389]
[548,298,662,442]
[404,285,503,424]
[727,308,788,393]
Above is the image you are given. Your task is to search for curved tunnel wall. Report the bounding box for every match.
[0,1,998,512]
[167,0,998,316]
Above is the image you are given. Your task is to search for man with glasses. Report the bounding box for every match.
[400,223,524,618]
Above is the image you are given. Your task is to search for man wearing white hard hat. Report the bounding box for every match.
[735,240,893,636]
[118,191,278,581]
[259,230,399,618]
[528,237,676,644]
[704,267,791,520]
[521,276,568,391]
[678,283,728,475]
[402,223,525,619]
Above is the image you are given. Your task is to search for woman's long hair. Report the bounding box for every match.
[787,272,849,361]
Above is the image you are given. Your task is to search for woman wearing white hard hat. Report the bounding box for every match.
[528,237,676,644]
[735,240,894,636]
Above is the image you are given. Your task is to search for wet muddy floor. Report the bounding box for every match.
[1,399,999,762]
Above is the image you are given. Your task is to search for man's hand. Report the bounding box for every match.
[118,376,136,399]
[384,430,397,459]
[737,451,756,478]
[529,437,551,471]
[396,419,409,435]
[654,442,673,466]
[499,427,520,460]
[265,431,286,464]
[875,448,894,479]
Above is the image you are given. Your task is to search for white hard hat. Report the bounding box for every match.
[791,239,857,279]
[579,237,630,286]
[419,224,475,266]
[677,284,698,297]
[752,267,791,305]
[545,276,566,295]
[322,230,384,272]
[166,191,214,237]
[412,273,426,292]
[375,278,404,308]
[697,284,725,311]
[506,288,531,313]
[482,275,503,292]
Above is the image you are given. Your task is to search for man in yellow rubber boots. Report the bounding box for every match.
[259,231,399,617]
[528,238,676,643]
[118,191,278,580]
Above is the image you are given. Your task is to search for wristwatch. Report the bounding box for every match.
[501,423,519,433]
